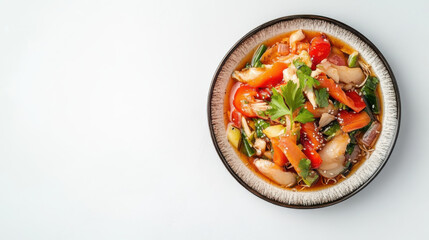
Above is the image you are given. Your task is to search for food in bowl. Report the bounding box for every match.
[225,29,382,190]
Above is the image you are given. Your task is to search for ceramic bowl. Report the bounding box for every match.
[207,15,400,208]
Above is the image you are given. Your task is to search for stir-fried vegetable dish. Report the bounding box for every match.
[226,30,382,190]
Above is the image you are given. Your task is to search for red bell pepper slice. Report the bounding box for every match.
[316,73,365,113]
[233,86,259,117]
[247,62,288,88]
[300,122,324,151]
[301,139,323,169]
[337,110,371,133]
[271,138,288,167]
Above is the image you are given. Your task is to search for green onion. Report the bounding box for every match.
[322,121,341,140]
[348,51,359,68]
[251,44,267,68]
[253,119,270,138]
[241,129,255,157]
[361,76,380,114]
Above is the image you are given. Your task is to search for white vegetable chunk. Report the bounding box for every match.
[318,132,350,178]
[319,113,336,128]
[254,159,297,187]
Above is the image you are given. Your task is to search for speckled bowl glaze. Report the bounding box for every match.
[207,15,400,208]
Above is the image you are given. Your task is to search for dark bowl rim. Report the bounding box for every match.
[207,14,401,209]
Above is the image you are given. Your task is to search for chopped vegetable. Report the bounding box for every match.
[337,110,371,133]
[361,76,380,114]
[316,73,365,112]
[293,59,320,88]
[322,121,341,140]
[315,88,329,107]
[254,159,297,187]
[253,138,267,156]
[348,51,359,67]
[362,121,381,147]
[247,62,288,88]
[262,125,286,138]
[226,29,382,190]
[345,90,366,112]
[301,139,323,169]
[319,113,336,128]
[309,35,331,67]
[254,119,270,138]
[304,101,337,118]
[227,124,242,149]
[300,122,324,150]
[277,136,319,185]
[241,129,255,157]
[265,81,315,125]
[233,86,259,117]
[271,138,288,167]
[230,109,242,128]
[251,44,267,67]
[318,132,350,178]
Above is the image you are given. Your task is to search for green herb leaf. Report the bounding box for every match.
[315,88,329,108]
[240,129,255,157]
[254,119,270,138]
[293,59,320,88]
[298,158,311,178]
[251,45,267,68]
[295,108,315,124]
[322,121,340,140]
[281,81,305,112]
[265,88,290,120]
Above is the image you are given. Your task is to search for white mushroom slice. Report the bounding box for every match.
[317,60,365,87]
[290,29,305,48]
[231,66,272,83]
[282,65,299,83]
[317,60,340,82]
[282,63,316,107]
[318,132,350,178]
[319,113,336,128]
[253,138,267,156]
[254,159,297,187]
[335,65,365,86]
[305,86,317,108]
[299,50,312,67]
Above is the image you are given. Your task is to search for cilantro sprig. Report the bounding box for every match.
[298,158,311,178]
[293,59,320,89]
[265,80,314,128]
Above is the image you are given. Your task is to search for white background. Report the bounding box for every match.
[0,0,428,239]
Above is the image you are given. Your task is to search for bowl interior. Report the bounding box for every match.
[208,15,400,208]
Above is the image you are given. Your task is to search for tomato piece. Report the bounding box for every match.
[230,109,242,128]
[327,47,347,66]
[345,90,366,112]
[277,135,308,175]
[302,139,323,169]
[256,88,272,101]
[337,110,371,133]
[233,86,258,117]
[247,62,288,88]
[316,73,364,113]
[271,138,288,167]
[309,35,331,66]
[300,122,324,150]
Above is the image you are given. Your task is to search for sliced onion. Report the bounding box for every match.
[278,43,289,55]
[362,121,381,147]
[346,145,360,162]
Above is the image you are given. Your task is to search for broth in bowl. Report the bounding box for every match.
[225,30,382,191]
